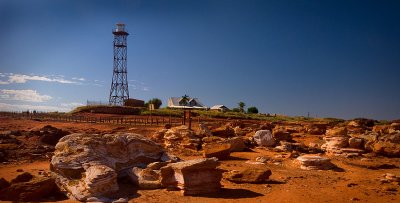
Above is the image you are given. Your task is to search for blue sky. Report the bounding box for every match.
[0,0,399,120]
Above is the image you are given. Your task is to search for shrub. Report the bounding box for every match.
[145,98,162,109]
[247,106,259,114]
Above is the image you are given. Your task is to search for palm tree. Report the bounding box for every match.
[180,94,189,106]
[238,102,246,113]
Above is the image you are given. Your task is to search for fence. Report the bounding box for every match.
[0,111,226,127]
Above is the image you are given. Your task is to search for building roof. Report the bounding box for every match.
[210,105,229,110]
[168,97,208,109]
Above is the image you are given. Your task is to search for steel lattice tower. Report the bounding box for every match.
[109,23,129,106]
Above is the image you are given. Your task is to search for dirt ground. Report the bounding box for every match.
[0,117,399,203]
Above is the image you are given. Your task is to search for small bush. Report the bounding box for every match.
[247,106,259,114]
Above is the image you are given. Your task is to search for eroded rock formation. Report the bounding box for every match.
[51,133,172,201]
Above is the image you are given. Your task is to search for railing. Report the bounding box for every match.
[0,111,228,127]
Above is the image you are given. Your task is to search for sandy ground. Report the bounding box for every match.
[0,117,399,203]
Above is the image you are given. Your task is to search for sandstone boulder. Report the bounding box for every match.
[358,132,379,151]
[274,141,307,153]
[372,139,400,157]
[381,173,400,183]
[202,136,224,144]
[224,137,246,152]
[339,148,365,157]
[372,125,390,135]
[163,126,201,150]
[321,136,349,150]
[379,133,400,144]
[348,137,364,149]
[129,167,162,189]
[38,125,70,145]
[0,176,57,201]
[211,125,235,138]
[390,123,400,130]
[305,123,327,135]
[226,168,272,183]
[84,164,119,198]
[272,127,292,141]
[348,120,361,128]
[260,122,275,131]
[203,143,231,160]
[283,125,305,134]
[10,172,34,184]
[253,130,276,147]
[296,155,335,170]
[233,126,245,137]
[362,132,400,157]
[321,134,366,157]
[255,156,270,164]
[160,158,223,196]
[51,133,171,201]
[0,178,10,191]
[198,123,213,137]
[152,129,168,142]
[326,127,347,137]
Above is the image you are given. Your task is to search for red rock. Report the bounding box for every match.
[211,125,235,138]
[0,177,57,201]
[226,168,272,183]
[348,137,364,149]
[203,143,231,160]
[160,158,223,196]
[10,172,33,184]
[272,127,292,142]
[296,155,335,170]
[0,178,10,191]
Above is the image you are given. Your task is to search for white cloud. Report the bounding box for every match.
[60,102,84,108]
[0,73,83,85]
[128,79,150,91]
[0,102,69,112]
[72,77,86,81]
[129,79,145,85]
[8,74,78,84]
[0,89,52,102]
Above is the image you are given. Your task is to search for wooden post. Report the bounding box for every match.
[182,109,186,125]
[187,110,192,130]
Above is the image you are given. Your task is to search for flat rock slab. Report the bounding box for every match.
[296,155,335,170]
[160,158,223,196]
[226,168,272,183]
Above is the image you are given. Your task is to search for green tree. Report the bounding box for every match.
[247,106,259,114]
[238,102,246,113]
[146,98,162,109]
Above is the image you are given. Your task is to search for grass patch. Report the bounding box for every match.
[70,105,143,115]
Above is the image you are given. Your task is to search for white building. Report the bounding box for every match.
[168,97,208,110]
[210,105,230,112]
